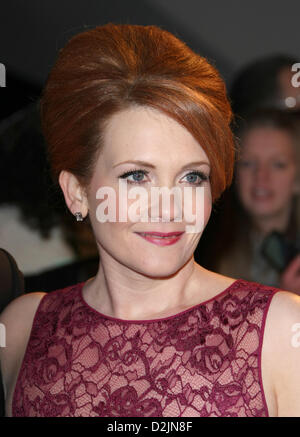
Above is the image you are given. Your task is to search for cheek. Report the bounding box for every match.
[89,178,136,225]
[236,169,251,187]
[91,220,130,253]
[276,171,298,196]
[203,191,212,224]
[235,171,252,200]
[270,164,296,186]
[115,187,150,223]
[188,187,212,234]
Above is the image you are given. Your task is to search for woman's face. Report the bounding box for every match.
[84,106,212,278]
[236,126,298,222]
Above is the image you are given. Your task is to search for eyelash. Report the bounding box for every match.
[118,169,209,185]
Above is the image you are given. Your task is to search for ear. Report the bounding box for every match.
[59,170,89,218]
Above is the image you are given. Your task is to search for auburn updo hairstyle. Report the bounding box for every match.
[40,23,235,202]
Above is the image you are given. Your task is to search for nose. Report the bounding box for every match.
[148,187,183,223]
[253,163,271,185]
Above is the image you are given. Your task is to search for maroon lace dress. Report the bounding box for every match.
[12,279,278,417]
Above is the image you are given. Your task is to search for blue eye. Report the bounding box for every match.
[119,169,149,184]
[118,169,209,185]
[183,171,208,185]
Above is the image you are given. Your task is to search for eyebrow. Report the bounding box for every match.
[238,154,291,160]
[113,160,210,169]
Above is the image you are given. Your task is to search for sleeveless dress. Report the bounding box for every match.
[12,279,279,417]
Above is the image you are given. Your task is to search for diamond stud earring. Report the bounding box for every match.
[74,212,83,222]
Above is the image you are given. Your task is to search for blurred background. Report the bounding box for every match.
[0,0,299,303]
[1,0,299,88]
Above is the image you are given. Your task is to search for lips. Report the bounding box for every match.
[135,231,184,246]
[137,232,184,237]
[251,188,273,200]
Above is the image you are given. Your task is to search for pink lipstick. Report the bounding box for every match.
[135,231,184,246]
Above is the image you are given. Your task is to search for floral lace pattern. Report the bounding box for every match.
[12,279,278,417]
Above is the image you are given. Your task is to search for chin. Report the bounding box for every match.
[246,202,277,217]
[131,257,186,279]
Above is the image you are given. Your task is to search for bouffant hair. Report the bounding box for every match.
[41,23,235,202]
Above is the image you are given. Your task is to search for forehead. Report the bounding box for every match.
[241,126,295,157]
[100,106,209,165]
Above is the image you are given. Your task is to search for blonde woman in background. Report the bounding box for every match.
[202,109,300,294]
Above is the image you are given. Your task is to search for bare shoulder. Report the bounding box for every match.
[0,292,46,390]
[0,291,46,337]
[265,290,300,338]
[263,289,300,416]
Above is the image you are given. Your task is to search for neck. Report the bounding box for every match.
[84,250,201,320]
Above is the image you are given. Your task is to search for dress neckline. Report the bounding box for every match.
[78,278,242,324]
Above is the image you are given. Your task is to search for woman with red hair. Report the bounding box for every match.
[1,23,300,417]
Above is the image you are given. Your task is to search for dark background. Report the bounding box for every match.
[0,0,299,95]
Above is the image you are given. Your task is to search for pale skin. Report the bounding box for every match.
[236,126,300,294]
[1,107,300,416]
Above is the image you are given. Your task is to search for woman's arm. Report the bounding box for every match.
[266,290,300,416]
[0,292,45,413]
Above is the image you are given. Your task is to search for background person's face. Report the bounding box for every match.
[85,106,212,278]
[236,126,298,223]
